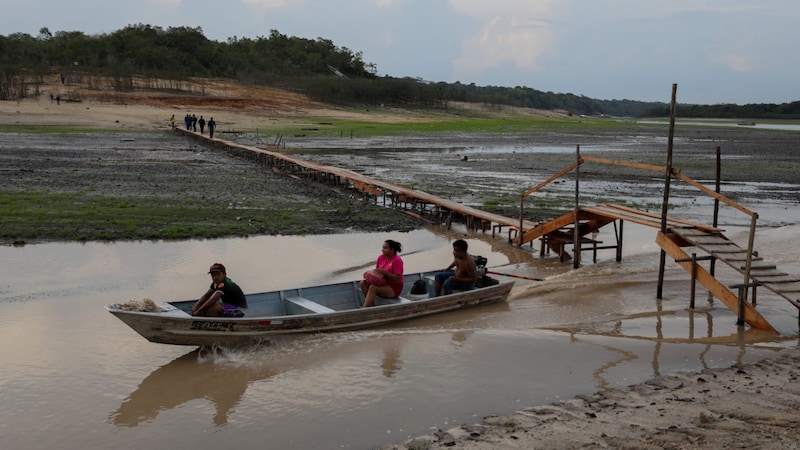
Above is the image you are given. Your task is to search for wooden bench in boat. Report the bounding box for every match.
[374,296,418,306]
[285,296,336,314]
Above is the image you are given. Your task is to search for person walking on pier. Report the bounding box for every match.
[198,116,206,134]
[208,117,216,138]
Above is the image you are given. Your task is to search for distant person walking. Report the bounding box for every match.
[170,114,175,129]
[198,116,206,134]
[184,114,191,130]
[208,117,216,138]
[191,114,197,132]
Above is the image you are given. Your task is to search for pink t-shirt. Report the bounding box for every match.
[376,254,404,296]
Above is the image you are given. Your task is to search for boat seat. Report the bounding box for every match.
[375,296,413,306]
[285,296,335,313]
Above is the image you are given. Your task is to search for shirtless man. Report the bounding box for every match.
[434,239,478,296]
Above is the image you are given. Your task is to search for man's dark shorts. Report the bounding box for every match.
[435,271,475,295]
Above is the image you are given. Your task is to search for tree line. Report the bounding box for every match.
[1,24,798,119]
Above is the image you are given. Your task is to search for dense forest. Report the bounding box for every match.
[2,24,799,119]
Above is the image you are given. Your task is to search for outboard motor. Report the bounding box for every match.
[473,255,488,277]
[472,255,499,287]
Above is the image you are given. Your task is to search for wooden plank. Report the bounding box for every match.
[672,171,755,217]
[596,204,724,232]
[766,282,800,293]
[703,246,747,254]
[522,162,579,197]
[752,276,800,283]
[749,269,790,278]
[656,232,776,332]
[681,236,733,245]
[742,265,778,271]
[519,211,576,244]
[671,228,724,237]
[582,156,665,173]
[579,207,663,229]
[546,230,602,244]
[716,255,763,262]
[285,296,335,313]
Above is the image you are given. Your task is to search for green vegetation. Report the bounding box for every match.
[646,103,800,120]
[1,26,371,80]
[3,24,798,117]
[0,190,404,244]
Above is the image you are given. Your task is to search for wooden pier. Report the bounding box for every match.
[178,127,540,241]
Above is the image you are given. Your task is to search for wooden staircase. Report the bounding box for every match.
[657,227,800,332]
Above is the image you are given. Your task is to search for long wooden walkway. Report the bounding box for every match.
[179,128,541,240]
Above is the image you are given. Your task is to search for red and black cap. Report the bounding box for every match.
[208,263,226,274]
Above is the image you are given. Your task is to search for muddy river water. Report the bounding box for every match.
[2,218,799,449]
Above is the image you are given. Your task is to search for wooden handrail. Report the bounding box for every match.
[582,156,666,172]
[671,171,755,217]
[521,161,580,197]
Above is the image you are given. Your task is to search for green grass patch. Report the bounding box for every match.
[247,115,631,139]
[0,190,418,244]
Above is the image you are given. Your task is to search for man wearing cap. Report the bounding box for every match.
[191,263,248,316]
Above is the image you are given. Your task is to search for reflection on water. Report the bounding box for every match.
[380,346,403,378]
[109,348,273,427]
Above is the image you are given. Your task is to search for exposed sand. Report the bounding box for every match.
[387,348,800,449]
[3,77,800,449]
[0,76,467,131]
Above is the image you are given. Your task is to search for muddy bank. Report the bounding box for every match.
[387,348,800,449]
[269,125,800,222]
[0,131,422,245]
[2,124,798,246]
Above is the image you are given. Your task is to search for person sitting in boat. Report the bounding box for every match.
[191,263,248,316]
[434,239,478,296]
[360,239,404,307]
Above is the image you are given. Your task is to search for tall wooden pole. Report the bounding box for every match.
[657,84,678,299]
[518,195,525,247]
[573,145,581,269]
[710,145,721,277]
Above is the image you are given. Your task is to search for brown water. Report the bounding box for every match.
[1,223,798,449]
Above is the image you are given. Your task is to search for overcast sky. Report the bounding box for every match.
[2,0,797,105]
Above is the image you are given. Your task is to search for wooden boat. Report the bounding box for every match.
[106,270,514,346]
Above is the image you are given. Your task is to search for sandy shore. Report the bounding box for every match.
[3,78,800,449]
[387,348,800,449]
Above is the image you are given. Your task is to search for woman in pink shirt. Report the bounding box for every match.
[361,239,404,307]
